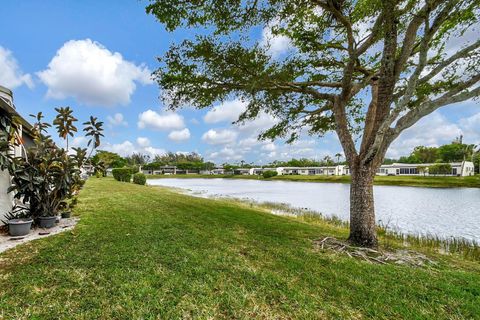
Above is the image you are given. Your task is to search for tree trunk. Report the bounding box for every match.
[348,164,378,247]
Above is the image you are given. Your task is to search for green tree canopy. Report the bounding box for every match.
[148,0,480,246]
[91,151,127,168]
[438,142,475,162]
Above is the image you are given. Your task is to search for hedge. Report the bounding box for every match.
[112,168,132,182]
[133,173,147,185]
[262,170,278,178]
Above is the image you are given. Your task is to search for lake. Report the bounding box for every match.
[148,178,480,242]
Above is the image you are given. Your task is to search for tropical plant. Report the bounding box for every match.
[53,106,78,150]
[83,116,104,158]
[417,166,428,177]
[148,0,480,246]
[7,109,102,222]
[1,204,30,224]
[428,163,452,176]
[8,118,71,218]
[0,113,19,171]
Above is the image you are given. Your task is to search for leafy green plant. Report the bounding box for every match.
[83,116,104,158]
[428,163,453,176]
[1,205,30,224]
[0,113,20,171]
[7,109,103,222]
[53,106,78,150]
[8,117,72,218]
[133,173,147,185]
[112,168,132,182]
[262,170,278,179]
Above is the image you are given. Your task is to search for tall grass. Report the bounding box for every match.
[236,199,480,261]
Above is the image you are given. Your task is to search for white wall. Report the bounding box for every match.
[0,170,13,224]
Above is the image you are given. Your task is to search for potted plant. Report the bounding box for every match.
[3,205,32,237]
[8,114,69,228]
[60,198,77,219]
[7,111,103,229]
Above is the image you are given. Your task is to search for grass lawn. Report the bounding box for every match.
[1,178,479,319]
[148,173,480,188]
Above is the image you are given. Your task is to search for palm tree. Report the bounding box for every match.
[335,153,342,165]
[53,106,78,151]
[323,155,333,166]
[83,116,104,158]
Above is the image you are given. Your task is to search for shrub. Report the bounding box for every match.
[112,168,132,182]
[428,163,452,176]
[133,173,147,185]
[262,170,278,179]
[130,165,140,173]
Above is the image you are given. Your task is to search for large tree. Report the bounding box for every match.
[147,0,480,246]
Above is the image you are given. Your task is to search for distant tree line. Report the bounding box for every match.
[91,151,215,173]
[91,138,479,175]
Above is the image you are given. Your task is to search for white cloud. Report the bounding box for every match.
[459,112,480,142]
[37,39,152,106]
[107,113,128,127]
[261,142,276,152]
[207,147,243,161]
[137,110,185,131]
[168,128,191,142]
[235,112,278,134]
[201,129,238,145]
[104,140,136,157]
[204,100,247,123]
[143,146,167,157]
[136,137,150,147]
[0,46,33,89]
[387,112,463,158]
[260,22,292,57]
[103,139,166,158]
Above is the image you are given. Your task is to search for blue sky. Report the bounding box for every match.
[1,0,479,164]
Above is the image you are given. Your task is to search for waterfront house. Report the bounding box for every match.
[377,161,474,176]
[233,168,251,175]
[210,167,226,175]
[276,165,348,176]
[0,86,35,223]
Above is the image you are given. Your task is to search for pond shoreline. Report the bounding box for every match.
[148,178,480,243]
[146,173,480,188]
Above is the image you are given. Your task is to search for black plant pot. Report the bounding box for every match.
[38,216,57,229]
[61,211,71,219]
[8,219,33,236]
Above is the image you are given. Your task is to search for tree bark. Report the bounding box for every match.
[348,162,378,247]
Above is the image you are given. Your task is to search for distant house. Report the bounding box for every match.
[377,161,474,177]
[210,167,225,175]
[0,86,35,223]
[233,168,251,175]
[278,165,348,176]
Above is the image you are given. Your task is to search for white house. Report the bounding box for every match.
[377,161,474,176]
[0,86,35,224]
[210,167,225,175]
[278,165,348,176]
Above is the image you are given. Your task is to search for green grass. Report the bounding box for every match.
[1,178,479,319]
[148,173,480,188]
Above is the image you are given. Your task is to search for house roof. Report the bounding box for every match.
[0,85,34,138]
[381,162,468,168]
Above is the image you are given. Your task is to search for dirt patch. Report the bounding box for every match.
[0,217,79,254]
[313,237,437,267]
